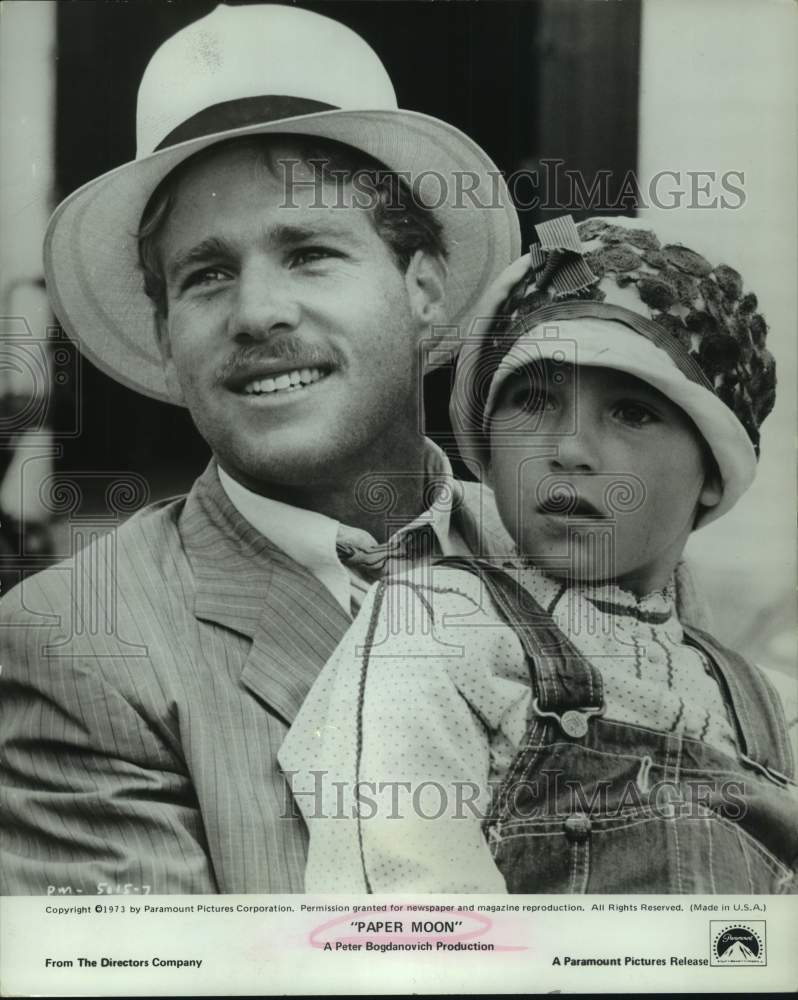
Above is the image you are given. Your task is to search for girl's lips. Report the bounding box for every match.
[536,498,607,518]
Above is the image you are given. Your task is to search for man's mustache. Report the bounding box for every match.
[214,337,345,386]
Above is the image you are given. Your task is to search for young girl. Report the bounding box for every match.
[279,215,797,893]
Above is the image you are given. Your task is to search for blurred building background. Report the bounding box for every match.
[0,0,795,721]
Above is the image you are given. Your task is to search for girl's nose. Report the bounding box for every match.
[549,420,600,472]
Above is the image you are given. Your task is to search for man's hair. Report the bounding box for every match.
[137,134,448,316]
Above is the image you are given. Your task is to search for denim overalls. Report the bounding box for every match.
[442,558,797,894]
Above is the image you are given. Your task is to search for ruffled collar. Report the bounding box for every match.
[513,559,676,624]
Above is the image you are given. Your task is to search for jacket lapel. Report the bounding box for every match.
[180,461,351,725]
[178,463,515,725]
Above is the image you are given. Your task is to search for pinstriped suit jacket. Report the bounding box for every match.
[0,460,516,895]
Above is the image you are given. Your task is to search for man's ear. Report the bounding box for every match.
[405,250,448,332]
[154,314,186,406]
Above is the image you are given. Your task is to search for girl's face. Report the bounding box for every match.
[488,362,721,595]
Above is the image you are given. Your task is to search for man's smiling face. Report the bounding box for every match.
[152,141,445,493]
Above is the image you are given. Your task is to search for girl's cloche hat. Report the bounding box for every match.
[451,215,776,527]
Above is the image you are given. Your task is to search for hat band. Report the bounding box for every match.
[154,95,338,151]
[506,300,715,393]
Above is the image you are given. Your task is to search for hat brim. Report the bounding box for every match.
[44,108,521,403]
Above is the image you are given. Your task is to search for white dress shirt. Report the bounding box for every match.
[217,438,471,614]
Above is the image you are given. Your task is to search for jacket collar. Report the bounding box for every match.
[178,460,515,724]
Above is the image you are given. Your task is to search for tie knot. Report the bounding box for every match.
[336,523,434,580]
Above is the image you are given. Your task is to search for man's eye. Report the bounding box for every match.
[183,267,230,289]
[613,401,659,426]
[290,246,341,267]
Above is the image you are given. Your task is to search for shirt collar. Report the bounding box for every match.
[394,437,463,551]
[217,465,342,576]
[217,437,463,584]
[509,558,676,624]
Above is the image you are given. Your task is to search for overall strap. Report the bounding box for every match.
[684,624,795,781]
[435,557,604,724]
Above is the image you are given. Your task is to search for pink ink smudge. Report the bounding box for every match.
[308,904,528,952]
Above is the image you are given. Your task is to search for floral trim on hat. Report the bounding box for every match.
[491,217,776,455]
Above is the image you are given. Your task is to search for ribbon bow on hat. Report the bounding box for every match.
[522,214,598,299]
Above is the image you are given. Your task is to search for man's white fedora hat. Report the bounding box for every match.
[43,3,521,403]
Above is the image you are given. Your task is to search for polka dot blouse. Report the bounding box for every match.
[279,562,739,892]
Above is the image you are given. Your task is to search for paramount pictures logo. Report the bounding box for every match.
[710,922,766,967]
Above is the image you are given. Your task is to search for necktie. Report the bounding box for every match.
[336,523,435,614]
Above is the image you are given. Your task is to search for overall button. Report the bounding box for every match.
[560,710,589,738]
[563,814,592,842]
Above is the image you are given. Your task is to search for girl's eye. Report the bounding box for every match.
[613,401,659,426]
[508,387,550,413]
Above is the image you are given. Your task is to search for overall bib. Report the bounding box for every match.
[440,558,797,894]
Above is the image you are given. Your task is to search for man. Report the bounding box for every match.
[0,4,521,893]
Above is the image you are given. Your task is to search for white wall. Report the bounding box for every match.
[638,0,796,687]
[0,0,55,306]
[0,1,57,523]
